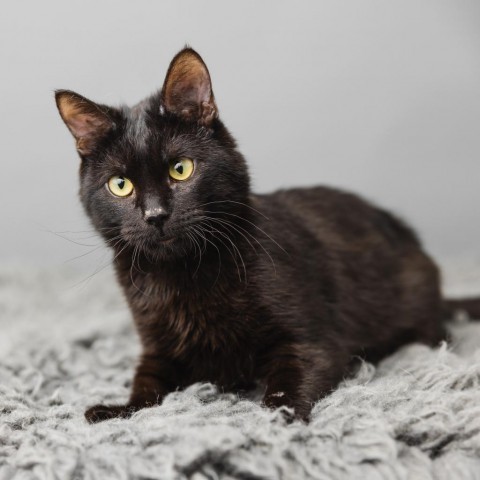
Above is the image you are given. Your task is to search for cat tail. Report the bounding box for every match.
[443,297,480,321]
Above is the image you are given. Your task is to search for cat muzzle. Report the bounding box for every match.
[143,207,169,227]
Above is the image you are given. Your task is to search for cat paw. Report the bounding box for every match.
[84,404,136,423]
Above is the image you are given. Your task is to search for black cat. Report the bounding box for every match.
[55,47,480,423]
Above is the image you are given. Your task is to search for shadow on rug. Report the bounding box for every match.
[1,267,480,479]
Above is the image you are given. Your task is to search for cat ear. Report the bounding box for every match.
[161,48,218,127]
[55,90,115,155]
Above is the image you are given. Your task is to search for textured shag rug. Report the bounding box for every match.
[1,266,480,479]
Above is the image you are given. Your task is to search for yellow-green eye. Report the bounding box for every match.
[107,176,134,197]
[169,157,194,181]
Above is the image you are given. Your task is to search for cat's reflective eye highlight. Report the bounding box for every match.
[107,176,134,197]
[169,158,194,181]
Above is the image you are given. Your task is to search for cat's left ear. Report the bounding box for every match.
[161,48,218,127]
[55,90,116,156]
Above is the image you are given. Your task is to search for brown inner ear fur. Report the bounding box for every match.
[55,91,113,155]
[161,49,218,127]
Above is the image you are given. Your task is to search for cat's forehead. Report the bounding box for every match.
[115,101,205,166]
[123,101,152,153]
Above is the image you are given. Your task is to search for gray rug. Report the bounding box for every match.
[1,266,480,479]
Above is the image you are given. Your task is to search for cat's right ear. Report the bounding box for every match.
[55,90,115,156]
[161,48,217,127]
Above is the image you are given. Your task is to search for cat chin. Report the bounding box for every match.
[126,236,192,262]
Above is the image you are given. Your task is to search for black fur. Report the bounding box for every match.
[55,47,477,423]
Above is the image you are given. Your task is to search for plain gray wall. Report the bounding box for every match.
[1,0,479,279]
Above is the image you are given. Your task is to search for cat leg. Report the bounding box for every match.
[85,354,179,423]
[262,344,347,421]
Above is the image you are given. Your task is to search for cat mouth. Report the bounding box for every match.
[141,234,176,247]
[142,232,180,249]
[120,231,177,253]
[158,236,175,245]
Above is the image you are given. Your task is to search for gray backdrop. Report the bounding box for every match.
[1,1,479,282]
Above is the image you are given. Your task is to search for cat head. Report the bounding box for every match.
[55,48,250,261]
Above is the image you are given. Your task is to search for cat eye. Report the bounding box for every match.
[107,176,134,197]
[169,157,194,181]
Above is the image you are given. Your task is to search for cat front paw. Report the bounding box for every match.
[84,404,136,423]
[263,392,310,422]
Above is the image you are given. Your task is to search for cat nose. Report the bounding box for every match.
[144,207,169,226]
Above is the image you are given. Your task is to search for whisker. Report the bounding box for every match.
[190,224,222,287]
[64,234,124,264]
[207,217,258,255]
[186,228,203,277]
[195,199,269,219]
[66,237,130,290]
[134,240,149,274]
[46,229,100,247]
[129,245,148,296]
[205,210,288,255]
[197,221,246,283]
[64,244,105,264]
[206,216,277,277]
